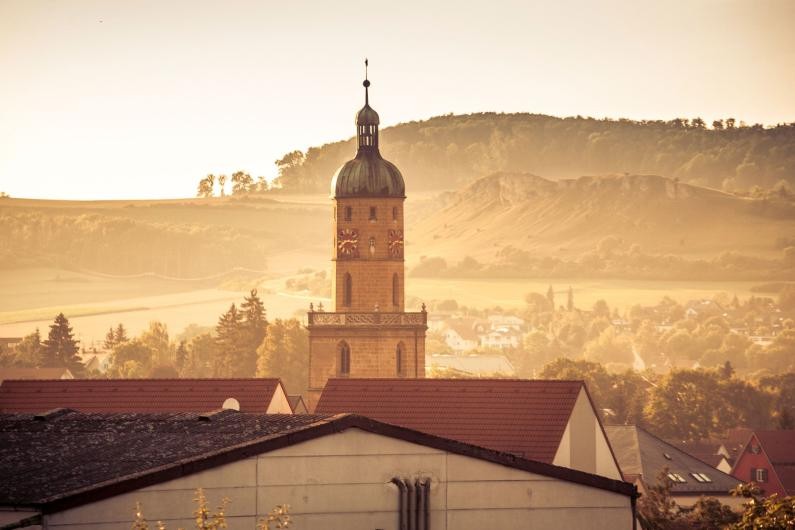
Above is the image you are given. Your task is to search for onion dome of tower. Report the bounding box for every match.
[331,61,406,198]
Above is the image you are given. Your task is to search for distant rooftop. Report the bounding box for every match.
[0,378,285,413]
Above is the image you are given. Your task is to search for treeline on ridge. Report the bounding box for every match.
[272,113,795,192]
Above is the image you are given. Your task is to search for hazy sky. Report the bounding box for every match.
[1,0,793,200]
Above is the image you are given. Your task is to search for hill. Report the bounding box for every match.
[273,113,795,193]
[0,195,328,278]
[409,173,795,280]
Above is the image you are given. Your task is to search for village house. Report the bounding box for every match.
[0,410,637,530]
[0,378,292,414]
[605,425,743,508]
[731,429,795,497]
[315,378,623,480]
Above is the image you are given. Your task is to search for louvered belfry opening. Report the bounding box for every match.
[391,477,431,530]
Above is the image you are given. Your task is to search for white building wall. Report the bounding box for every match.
[553,389,622,480]
[45,428,632,530]
[265,383,293,414]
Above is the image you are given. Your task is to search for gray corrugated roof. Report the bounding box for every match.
[605,425,741,495]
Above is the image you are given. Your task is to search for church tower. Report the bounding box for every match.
[307,64,427,409]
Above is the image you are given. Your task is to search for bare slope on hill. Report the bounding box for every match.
[411,173,795,273]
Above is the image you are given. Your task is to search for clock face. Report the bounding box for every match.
[337,228,359,258]
[388,229,404,258]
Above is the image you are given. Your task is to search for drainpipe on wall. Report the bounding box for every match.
[391,478,408,530]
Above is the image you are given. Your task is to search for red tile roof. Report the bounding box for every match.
[315,378,585,463]
[755,430,795,464]
[0,378,284,414]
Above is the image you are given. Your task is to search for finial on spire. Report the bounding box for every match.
[363,58,370,105]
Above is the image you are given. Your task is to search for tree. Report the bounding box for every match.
[109,339,154,377]
[712,119,724,130]
[11,329,43,367]
[104,327,116,350]
[41,313,82,374]
[582,326,633,366]
[730,483,795,529]
[593,299,610,318]
[240,289,268,375]
[217,174,227,197]
[115,323,129,345]
[257,319,308,395]
[546,285,555,310]
[175,340,188,373]
[567,286,574,311]
[197,174,215,198]
[181,333,217,378]
[214,304,243,377]
[140,321,172,367]
[231,171,254,195]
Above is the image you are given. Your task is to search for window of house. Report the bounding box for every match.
[754,468,768,482]
[344,206,352,221]
[339,342,350,376]
[691,473,712,483]
[667,473,687,483]
[369,206,377,221]
[343,273,352,307]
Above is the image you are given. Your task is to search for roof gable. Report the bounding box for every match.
[0,378,285,413]
[315,378,585,462]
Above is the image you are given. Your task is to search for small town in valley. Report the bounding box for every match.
[1,2,794,529]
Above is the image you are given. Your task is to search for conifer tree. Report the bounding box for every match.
[114,323,129,344]
[546,285,555,311]
[42,313,83,374]
[104,327,116,350]
[175,340,188,373]
[240,289,268,375]
[214,304,243,376]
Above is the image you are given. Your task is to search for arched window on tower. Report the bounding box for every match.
[344,206,352,221]
[343,273,352,307]
[338,341,351,376]
[396,342,404,376]
[392,206,398,221]
[392,273,399,307]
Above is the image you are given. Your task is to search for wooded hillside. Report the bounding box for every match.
[273,113,795,192]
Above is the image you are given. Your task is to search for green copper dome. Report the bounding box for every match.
[331,73,405,198]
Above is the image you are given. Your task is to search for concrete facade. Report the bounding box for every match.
[30,428,634,530]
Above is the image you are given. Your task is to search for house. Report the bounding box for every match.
[486,314,525,331]
[0,410,638,529]
[478,326,521,349]
[722,427,753,466]
[668,439,732,474]
[0,367,74,383]
[442,320,480,352]
[287,394,309,414]
[731,430,795,496]
[315,378,623,480]
[427,353,515,377]
[0,337,23,351]
[605,426,743,508]
[0,378,292,414]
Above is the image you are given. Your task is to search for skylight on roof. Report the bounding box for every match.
[663,452,672,460]
[690,472,712,483]
[667,473,687,483]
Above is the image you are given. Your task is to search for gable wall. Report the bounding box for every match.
[553,388,622,480]
[45,428,632,530]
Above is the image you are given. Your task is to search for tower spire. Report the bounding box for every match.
[363,58,370,105]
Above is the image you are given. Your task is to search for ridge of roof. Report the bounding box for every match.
[0,411,636,514]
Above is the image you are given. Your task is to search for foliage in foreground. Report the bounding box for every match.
[133,488,290,530]
[637,471,795,530]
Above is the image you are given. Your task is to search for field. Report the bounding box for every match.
[0,267,765,346]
